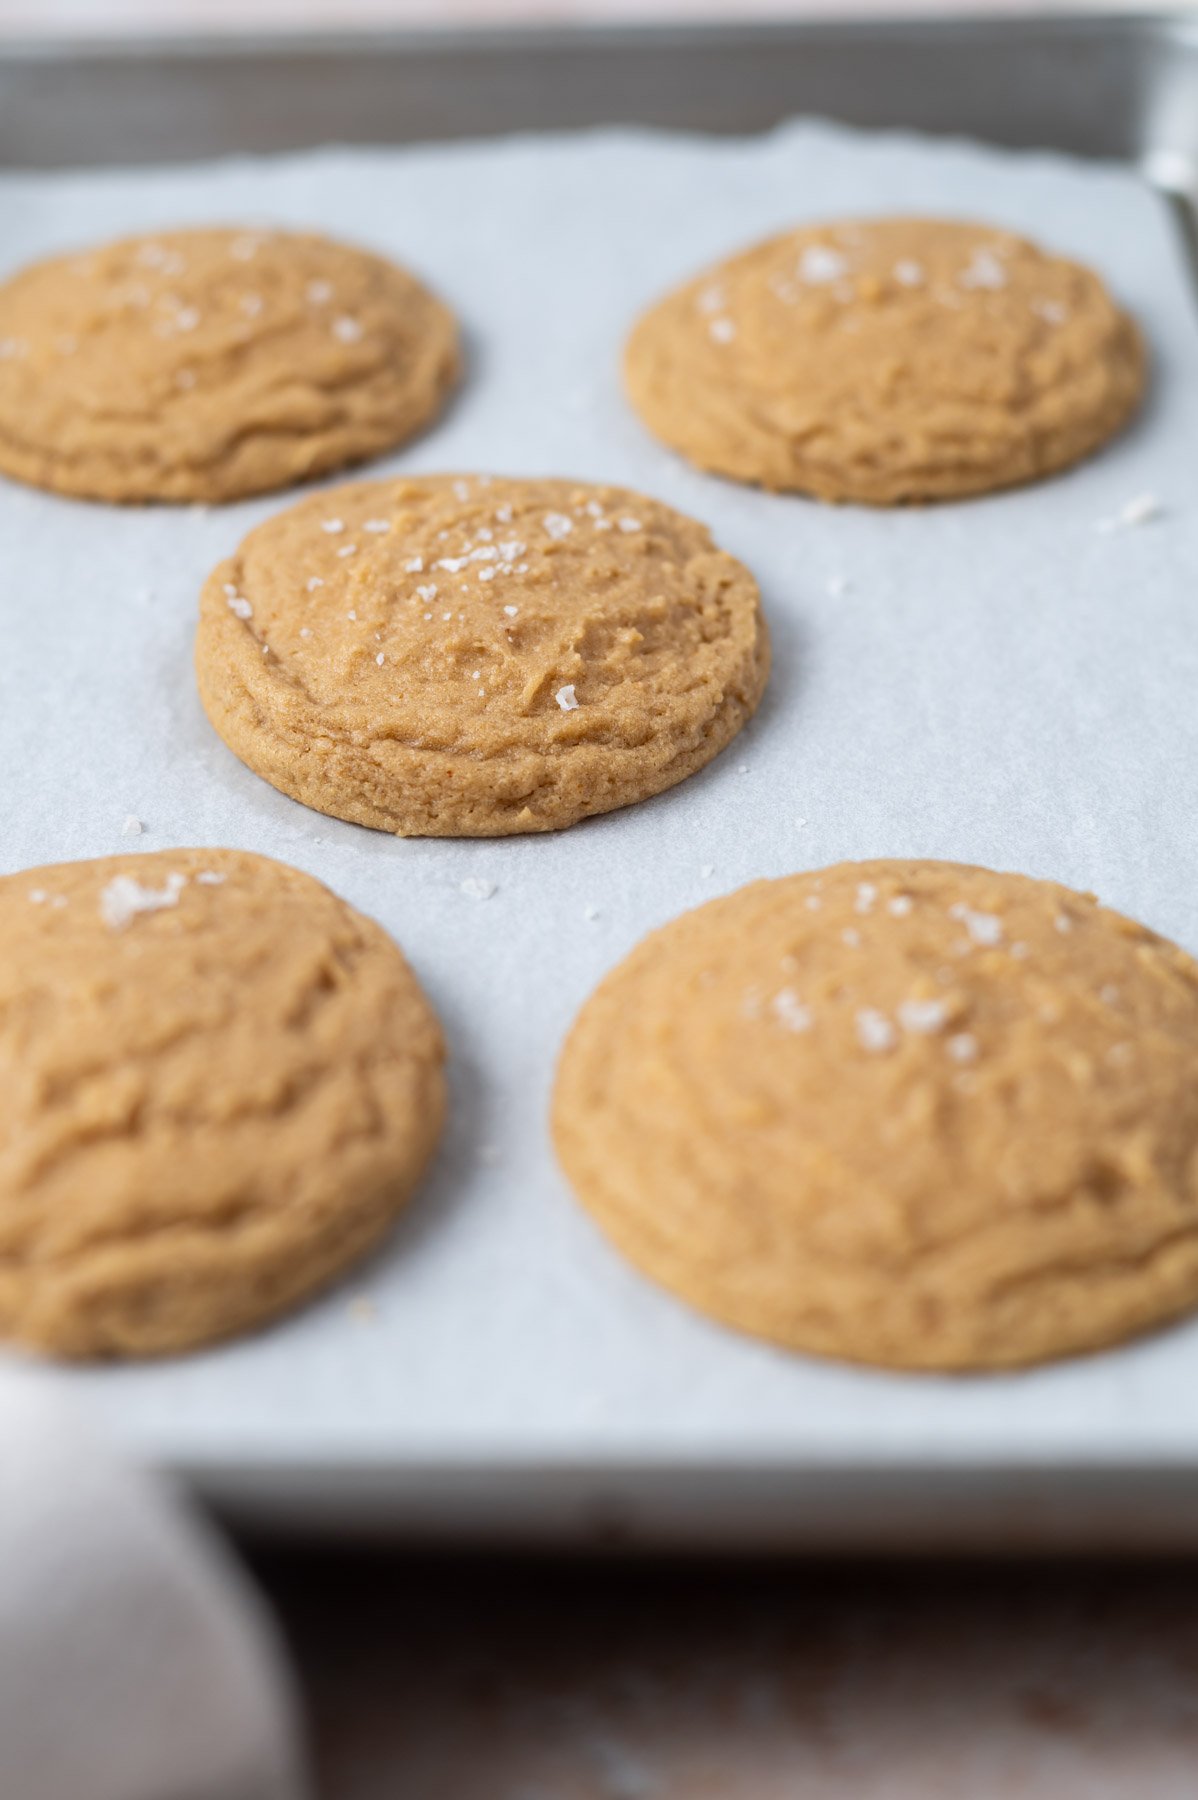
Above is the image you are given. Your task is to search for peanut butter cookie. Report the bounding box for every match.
[0,227,459,503]
[195,474,769,836]
[554,860,1198,1370]
[625,218,1145,504]
[0,849,446,1359]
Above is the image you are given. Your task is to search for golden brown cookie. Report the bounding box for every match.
[195,474,769,837]
[554,859,1198,1371]
[0,849,446,1360]
[625,218,1146,504]
[0,227,459,503]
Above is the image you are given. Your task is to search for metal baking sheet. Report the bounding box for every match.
[2,17,1198,1548]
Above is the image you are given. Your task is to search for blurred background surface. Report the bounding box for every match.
[0,0,1178,38]
[263,1550,1198,1799]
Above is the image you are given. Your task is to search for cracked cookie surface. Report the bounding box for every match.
[625,218,1146,504]
[195,474,769,837]
[0,849,446,1360]
[0,227,459,503]
[554,859,1198,1370]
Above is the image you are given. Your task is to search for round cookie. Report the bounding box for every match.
[0,227,459,503]
[624,218,1146,505]
[195,474,769,837]
[554,860,1198,1371]
[0,849,446,1360]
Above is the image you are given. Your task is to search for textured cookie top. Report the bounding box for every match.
[0,227,459,503]
[625,218,1146,504]
[0,849,446,1359]
[196,474,769,836]
[554,860,1198,1370]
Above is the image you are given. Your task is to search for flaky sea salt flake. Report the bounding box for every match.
[100,874,185,931]
[856,1008,897,1053]
[959,248,1007,290]
[771,988,812,1033]
[898,997,947,1035]
[799,245,849,285]
[949,902,1003,946]
[1096,492,1164,534]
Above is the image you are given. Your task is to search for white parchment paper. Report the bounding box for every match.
[1,121,1197,1488]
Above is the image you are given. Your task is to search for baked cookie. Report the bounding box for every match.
[0,849,446,1359]
[625,218,1145,504]
[0,227,459,503]
[195,474,769,837]
[554,859,1198,1371]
